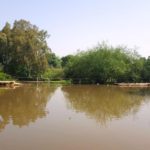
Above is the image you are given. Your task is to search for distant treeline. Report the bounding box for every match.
[0,19,149,83]
[63,44,150,83]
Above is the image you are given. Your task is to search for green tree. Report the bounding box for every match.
[64,43,145,84]
[142,56,150,82]
[0,20,50,79]
[46,52,61,68]
[61,55,74,67]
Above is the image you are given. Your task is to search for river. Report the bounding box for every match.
[0,84,150,150]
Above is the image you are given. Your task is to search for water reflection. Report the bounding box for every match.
[128,87,150,96]
[0,84,56,131]
[62,85,148,125]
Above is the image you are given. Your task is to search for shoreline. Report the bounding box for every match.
[0,81,22,88]
[0,80,150,88]
[114,83,150,87]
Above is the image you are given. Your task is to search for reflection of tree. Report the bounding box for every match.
[0,84,56,131]
[62,86,146,125]
[129,88,150,96]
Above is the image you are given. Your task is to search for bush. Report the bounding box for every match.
[43,68,64,80]
[0,72,12,80]
[64,43,144,84]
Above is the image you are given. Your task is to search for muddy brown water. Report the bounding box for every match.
[0,84,150,150]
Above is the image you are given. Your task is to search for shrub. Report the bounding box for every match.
[0,72,12,80]
[43,68,64,80]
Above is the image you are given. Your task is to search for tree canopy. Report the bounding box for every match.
[64,43,149,83]
[0,20,50,79]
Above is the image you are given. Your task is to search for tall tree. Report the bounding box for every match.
[0,20,50,79]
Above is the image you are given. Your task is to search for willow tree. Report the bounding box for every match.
[0,20,50,79]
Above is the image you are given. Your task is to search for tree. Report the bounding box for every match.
[64,43,145,84]
[0,20,50,79]
[61,55,74,67]
[142,56,150,82]
[46,52,61,68]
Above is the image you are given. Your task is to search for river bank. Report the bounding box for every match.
[0,81,22,88]
[115,83,150,87]
[0,80,150,88]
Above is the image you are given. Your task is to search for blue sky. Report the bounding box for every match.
[0,0,149,57]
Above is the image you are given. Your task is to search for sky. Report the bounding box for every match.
[0,0,150,57]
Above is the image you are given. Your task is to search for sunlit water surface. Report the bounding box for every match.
[0,84,150,150]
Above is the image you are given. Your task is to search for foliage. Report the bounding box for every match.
[43,68,64,80]
[0,71,12,80]
[46,52,61,68]
[0,20,50,79]
[61,55,74,67]
[142,57,150,82]
[64,43,148,84]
